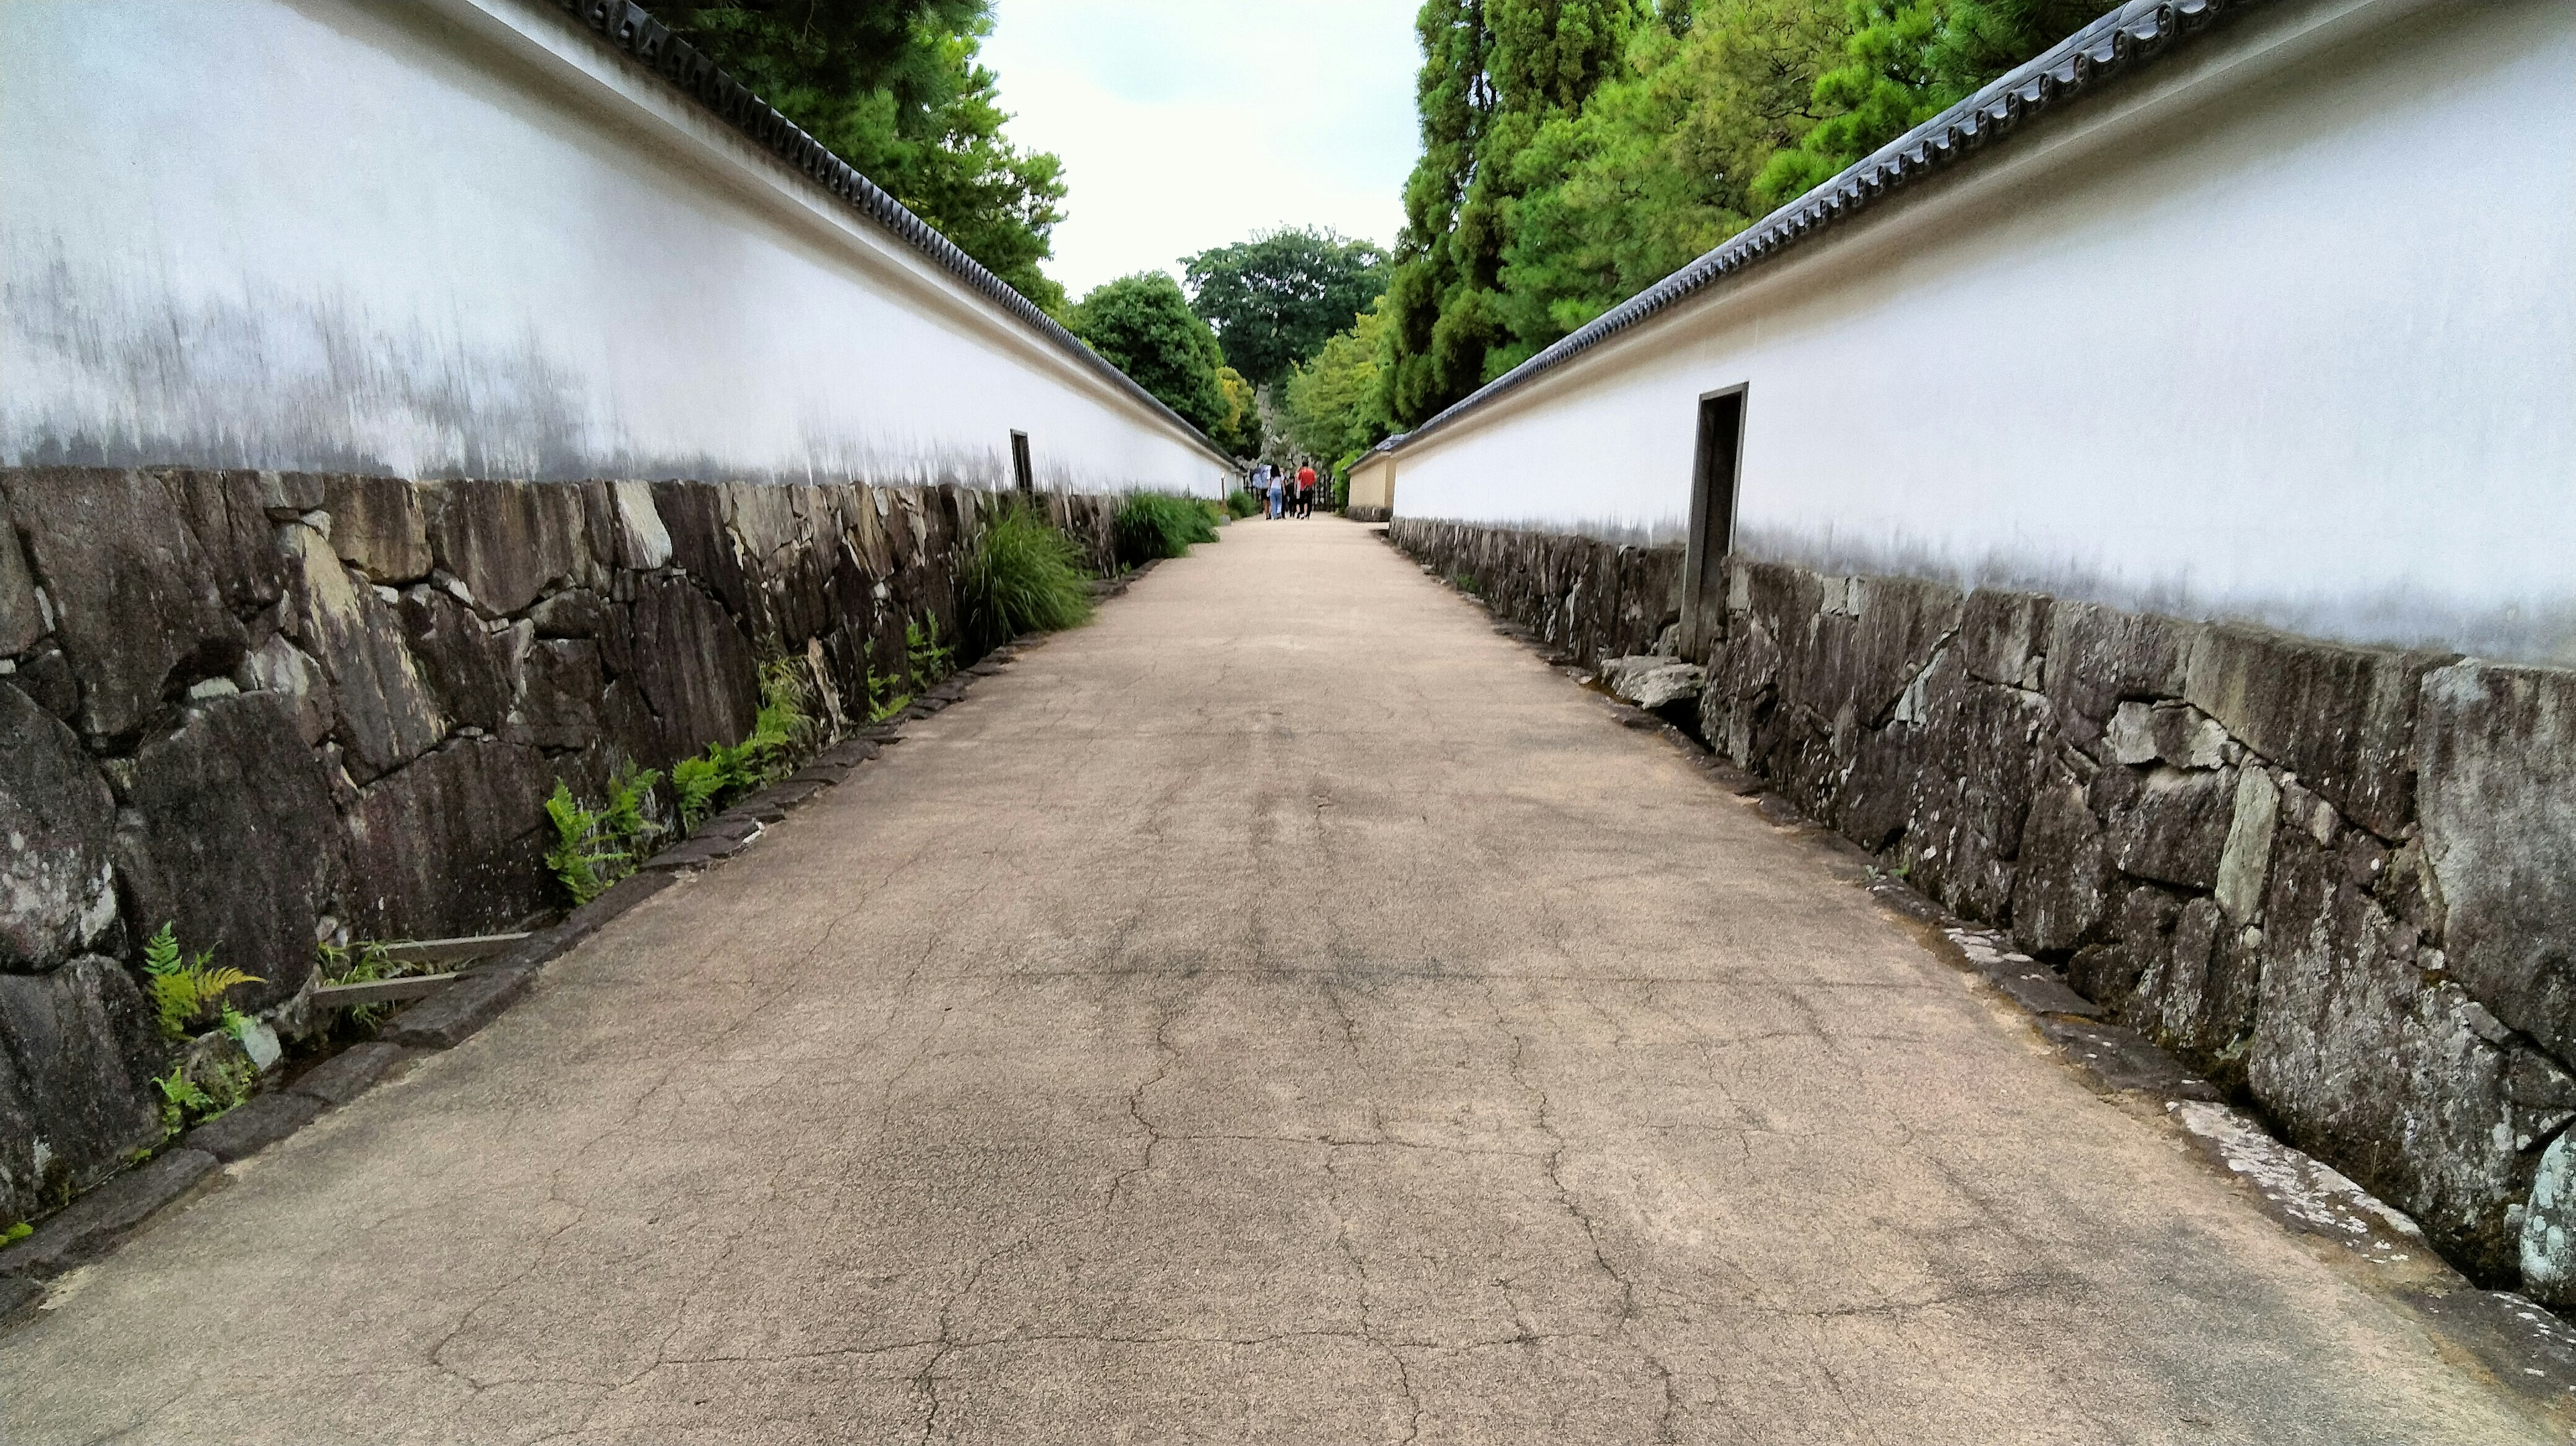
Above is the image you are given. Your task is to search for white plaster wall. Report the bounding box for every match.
[0,0,1229,496]
[1391,0,2576,663]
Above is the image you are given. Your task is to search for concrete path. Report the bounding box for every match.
[1,519,2551,1443]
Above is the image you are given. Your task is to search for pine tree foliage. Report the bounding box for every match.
[1383,0,2099,421]
[665,1,1071,311]
[1752,1,2100,207]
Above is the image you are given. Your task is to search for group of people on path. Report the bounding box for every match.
[1250,461,1321,519]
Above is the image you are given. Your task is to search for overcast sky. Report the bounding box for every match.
[980,1,1423,298]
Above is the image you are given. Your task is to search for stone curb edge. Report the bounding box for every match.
[0,628,1065,1327]
[1417,538,2576,1421]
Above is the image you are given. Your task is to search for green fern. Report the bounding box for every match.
[905,615,953,689]
[141,923,263,1040]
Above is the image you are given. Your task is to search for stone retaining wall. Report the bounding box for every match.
[1391,516,2576,1292]
[0,467,1116,1227]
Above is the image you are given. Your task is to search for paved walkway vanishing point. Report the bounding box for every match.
[1,519,2555,1444]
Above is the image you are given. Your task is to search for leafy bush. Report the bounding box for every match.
[1113,492,1220,567]
[964,503,1095,651]
[1224,488,1263,519]
[142,923,263,1041]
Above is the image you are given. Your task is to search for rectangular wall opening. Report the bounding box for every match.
[1680,387,1746,659]
[1010,430,1033,494]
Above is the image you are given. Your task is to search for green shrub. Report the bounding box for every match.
[964,502,1095,651]
[142,923,262,1041]
[1113,492,1220,567]
[1223,488,1263,519]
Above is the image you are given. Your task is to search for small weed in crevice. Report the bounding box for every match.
[142,923,262,1042]
[905,614,954,688]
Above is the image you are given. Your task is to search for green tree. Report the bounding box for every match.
[665,1,1071,311]
[1494,0,1847,367]
[1067,274,1232,436]
[1181,228,1393,390]
[1381,0,1649,428]
[1212,366,1261,457]
[1283,301,1395,471]
[1752,0,2099,207]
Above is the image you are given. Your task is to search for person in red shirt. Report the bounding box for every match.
[1295,463,1317,519]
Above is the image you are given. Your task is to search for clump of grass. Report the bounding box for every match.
[1112,492,1219,567]
[1223,488,1263,519]
[141,924,262,1042]
[964,503,1094,650]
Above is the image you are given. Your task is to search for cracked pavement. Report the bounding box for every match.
[0,518,2551,1443]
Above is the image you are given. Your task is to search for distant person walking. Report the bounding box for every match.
[1267,466,1285,519]
[1295,463,1317,519]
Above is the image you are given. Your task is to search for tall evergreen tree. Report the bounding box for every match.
[1495,0,1847,369]
[665,1,1071,311]
[1752,0,2100,207]
[1379,0,1648,428]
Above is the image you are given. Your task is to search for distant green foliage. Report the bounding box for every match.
[1223,488,1264,520]
[142,923,263,1042]
[1212,366,1261,457]
[1066,273,1232,435]
[1181,227,1393,390]
[1113,493,1220,568]
[963,503,1094,651]
[544,762,666,905]
[1283,299,1395,473]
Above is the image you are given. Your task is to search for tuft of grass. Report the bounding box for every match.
[1112,492,1218,568]
[1223,488,1263,520]
[142,924,262,1042]
[963,503,1094,651]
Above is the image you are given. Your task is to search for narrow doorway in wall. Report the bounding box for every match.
[1010,430,1033,494]
[1680,387,1746,658]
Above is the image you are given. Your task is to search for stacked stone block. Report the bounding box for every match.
[0,467,1116,1229]
[1391,516,2576,1290]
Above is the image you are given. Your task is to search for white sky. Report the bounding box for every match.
[980,1,1423,298]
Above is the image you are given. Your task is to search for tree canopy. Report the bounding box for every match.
[1281,301,1394,472]
[1378,0,2100,428]
[1181,229,1392,391]
[1065,274,1233,440]
[665,0,1071,311]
